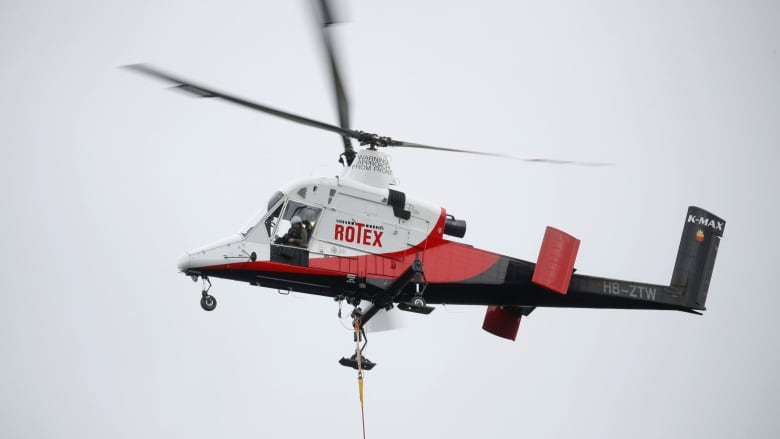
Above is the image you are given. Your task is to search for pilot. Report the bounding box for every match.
[283,215,308,247]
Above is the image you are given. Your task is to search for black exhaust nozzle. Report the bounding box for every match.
[444,217,467,238]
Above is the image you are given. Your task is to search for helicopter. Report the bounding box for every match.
[127,1,725,372]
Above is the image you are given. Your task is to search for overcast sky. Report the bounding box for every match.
[1,1,779,438]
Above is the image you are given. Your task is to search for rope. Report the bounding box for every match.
[359,372,366,439]
[354,316,367,439]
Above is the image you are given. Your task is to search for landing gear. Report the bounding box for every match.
[199,276,217,311]
[201,292,217,311]
[397,295,434,314]
[397,256,435,314]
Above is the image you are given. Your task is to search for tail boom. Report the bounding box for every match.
[525,206,725,312]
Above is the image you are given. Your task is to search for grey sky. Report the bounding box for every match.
[1,1,778,438]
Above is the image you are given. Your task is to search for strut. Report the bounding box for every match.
[396,254,435,314]
[200,276,217,311]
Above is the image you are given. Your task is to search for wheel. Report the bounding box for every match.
[200,294,217,311]
[412,296,426,307]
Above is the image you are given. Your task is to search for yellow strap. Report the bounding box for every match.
[359,375,366,438]
[359,375,364,405]
[355,317,366,438]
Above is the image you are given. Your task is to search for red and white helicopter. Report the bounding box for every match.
[128,2,725,372]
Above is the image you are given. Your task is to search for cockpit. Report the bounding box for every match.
[241,190,323,249]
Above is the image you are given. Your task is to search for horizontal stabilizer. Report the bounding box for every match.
[532,227,580,294]
[482,306,535,341]
[482,306,522,340]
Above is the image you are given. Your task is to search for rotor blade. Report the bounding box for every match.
[388,139,613,166]
[126,64,611,166]
[125,63,357,139]
[314,0,355,163]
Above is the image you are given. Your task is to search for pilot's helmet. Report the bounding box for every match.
[291,215,303,224]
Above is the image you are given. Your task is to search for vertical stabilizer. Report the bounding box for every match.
[671,206,726,310]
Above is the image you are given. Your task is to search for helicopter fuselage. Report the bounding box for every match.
[177,173,489,304]
[177,170,715,322]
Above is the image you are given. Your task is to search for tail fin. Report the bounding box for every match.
[671,206,726,310]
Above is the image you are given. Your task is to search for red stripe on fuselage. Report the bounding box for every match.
[197,209,502,284]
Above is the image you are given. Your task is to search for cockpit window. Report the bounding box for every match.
[281,201,319,224]
[267,191,284,212]
[241,191,286,239]
[272,201,322,248]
